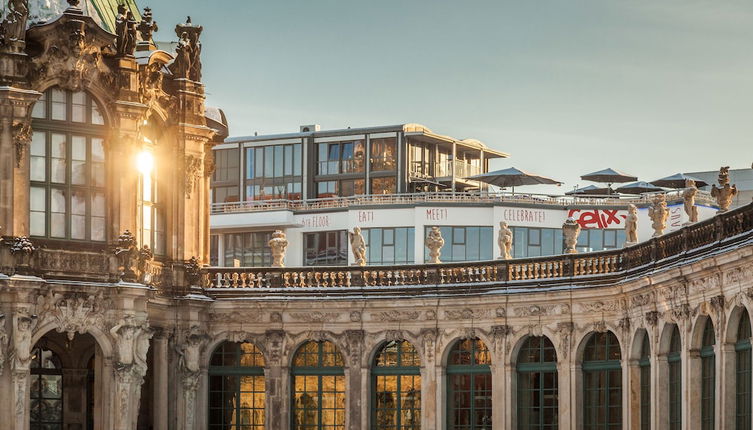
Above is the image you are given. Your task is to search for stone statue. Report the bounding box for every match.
[624,204,639,246]
[176,327,208,375]
[648,194,669,237]
[711,166,738,212]
[170,32,192,79]
[349,227,366,266]
[110,318,139,367]
[136,7,159,43]
[268,230,288,267]
[115,5,136,56]
[497,221,512,260]
[12,313,35,368]
[1,0,29,43]
[682,179,699,223]
[562,218,581,254]
[425,227,445,264]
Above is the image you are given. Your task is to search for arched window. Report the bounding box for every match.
[516,336,558,429]
[30,87,106,241]
[30,346,64,428]
[372,340,421,429]
[208,342,266,429]
[736,310,751,430]
[582,331,622,430]
[668,326,681,430]
[291,341,345,430]
[446,338,492,429]
[700,319,715,430]
[639,334,650,430]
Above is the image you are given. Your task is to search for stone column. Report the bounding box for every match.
[621,356,631,429]
[0,87,42,237]
[343,330,364,430]
[265,330,286,430]
[152,330,169,430]
[109,320,153,430]
[175,327,209,430]
[11,368,30,430]
[656,353,670,429]
[686,347,701,430]
[556,322,574,430]
[491,325,510,430]
[719,342,734,429]
[420,328,438,429]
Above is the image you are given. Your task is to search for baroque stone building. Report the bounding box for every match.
[0,2,752,430]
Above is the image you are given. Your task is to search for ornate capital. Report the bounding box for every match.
[11,122,32,168]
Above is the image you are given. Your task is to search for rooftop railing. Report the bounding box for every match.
[205,202,753,297]
[211,189,717,215]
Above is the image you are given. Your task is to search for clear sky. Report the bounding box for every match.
[149,0,753,193]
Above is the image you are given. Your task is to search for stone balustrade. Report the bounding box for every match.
[206,202,753,296]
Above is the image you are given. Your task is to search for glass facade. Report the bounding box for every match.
[639,334,651,430]
[304,231,348,266]
[223,232,273,267]
[516,336,558,430]
[737,310,752,430]
[424,226,493,263]
[668,326,681,430]
[245,144,303,200]
[370,137,397,171]
[30,346,64,430]
[212,148,241,203]
[362,227,415,265]
[582,332,622,430]
[700,319,715,430]
[292,341,345,430]
[30,88,106,242]
[511,227,563,258]
[576,229,626,253]
[447,339,492,430]
[372,340,422,429]
[209,342,266,429]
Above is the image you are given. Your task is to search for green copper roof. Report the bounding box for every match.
[89,0,141,33]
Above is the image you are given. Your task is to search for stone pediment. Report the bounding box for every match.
[25,6,116,92]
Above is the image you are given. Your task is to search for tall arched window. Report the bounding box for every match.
[516,336,558,429]
[639,334,651,430]
[30,346,64,428]
[30,87,106,242]
[700,319,715,430]
[291,341,345,430]
[736,309,752,430]
[446,338,492,429]
[582,331,622,430]
[668,326,682,430]
[208,342,266,429]
[372,340,421,429]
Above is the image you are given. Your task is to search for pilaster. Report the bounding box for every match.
[420,328,438,429]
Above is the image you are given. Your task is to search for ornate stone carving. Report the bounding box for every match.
[420,328,438,362]
[28,14,115,92]
[136,245,153,283]
[115,230,138,282]
[513,303,570,317]
[491,324,512,340]
[136,7,158,42]
[203,143,215,177]
[10,236,36,276]
[711,166,738,212]
[425,226,444,264]
[670,303,695,322]
[557,322,574,359]
[175,326,208,430]
[562,217,581,254]
[645,311,659,326]
[710,295,725,312]
[114,4,136,56]
[183,154,202,198]
[460,327,477,340]
[631,292,654,308]
[342,329,364,366]
[170,17,203,81]
[11,311,35,369]
[682,179,699,223]
[579,300,623,313]
[349,227,366,266]
[593,320,608,333]
[618,317,631,333]
[444,308,490,320]
[289,312,340,323]
[0,313,7,375]
[270,312,283,323]
[37,290,110,340]
[648,194,669,237]
[110,316,153,376]
[208,310,262,324]
[265,329,285,363]
[184,256,202,287]
[268,230,288,268]
[385,330,404,342]
[11,122,32,168]
[349,311,361,322]
[624,204,639,246]
[495,307,506,318]
[371,310,420,322]
[498,221,513,260]
[139,61,164,106]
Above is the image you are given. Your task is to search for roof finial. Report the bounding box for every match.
[67,0,81,7]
